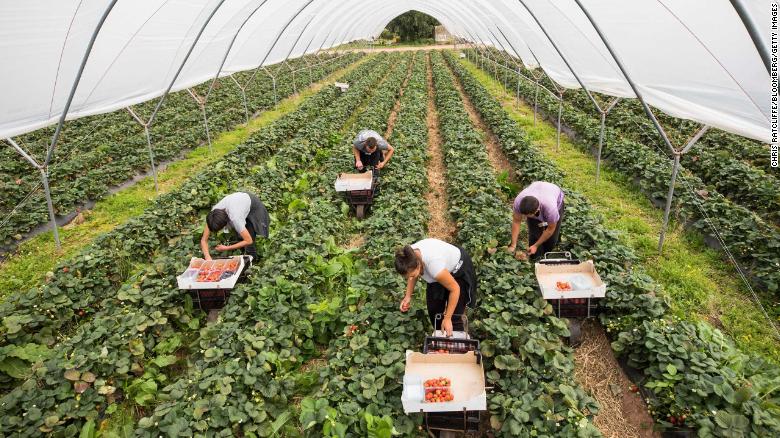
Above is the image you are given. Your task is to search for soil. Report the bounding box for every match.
[384,54,416,139]
[445,64,517,185]
[574,321,660,438]
[425,54,457,241]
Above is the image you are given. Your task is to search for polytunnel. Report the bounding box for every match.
[1,1,780,437]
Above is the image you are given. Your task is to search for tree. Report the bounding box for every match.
[384,11,440,42]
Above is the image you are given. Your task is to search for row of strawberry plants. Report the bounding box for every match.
[560,86,780,226]
[297,51,432,437]
[0,54,366,385]
[0,54,352,251]
[132,53,415,437]
[446,50,780,437]
[0,53,398,436]
[468,50,780,298]
[432,51,601,437]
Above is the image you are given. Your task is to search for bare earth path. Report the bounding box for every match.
[424,53,457,241]
[445,59,659,438]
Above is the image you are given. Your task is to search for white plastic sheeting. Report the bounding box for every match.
[0,0,771,142]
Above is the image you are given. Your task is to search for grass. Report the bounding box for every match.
[460,58,780,364]
[0,57,369,298]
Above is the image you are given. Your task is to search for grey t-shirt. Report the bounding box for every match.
[212,192,251,233]
[353,129,389,152]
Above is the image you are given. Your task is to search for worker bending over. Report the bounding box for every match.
[508,181,565,261]
[352,129,395,171]
[395,238,478,337]
[201,192,269,260]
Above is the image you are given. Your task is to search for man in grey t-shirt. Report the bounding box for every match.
[200,192,269,260]
[352,129,395,172]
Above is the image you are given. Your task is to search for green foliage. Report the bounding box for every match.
[454,49,780,437]
[384,11,440,42]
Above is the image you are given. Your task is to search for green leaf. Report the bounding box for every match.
[0,357,30,379]
[79,420,96,438]
[151,355,178,368]
[665,364,677,376]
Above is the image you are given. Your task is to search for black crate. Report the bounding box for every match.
[424,410,481,434]
[549,297,602,319]
[423,337,481,362]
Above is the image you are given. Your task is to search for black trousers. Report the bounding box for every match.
[527,201,565,258]
[357,149,383,171]
[424,246,477,332]
[236,193,269,260]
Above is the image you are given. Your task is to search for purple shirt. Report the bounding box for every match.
[513,182,564,224]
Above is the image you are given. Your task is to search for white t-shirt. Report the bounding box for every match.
[212,192,251,233]
[411,238,461,284]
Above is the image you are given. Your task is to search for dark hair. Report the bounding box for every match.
[518,196,540,215]
[395,245,420,275]
[365,137,378,150]
[206,209,229,232]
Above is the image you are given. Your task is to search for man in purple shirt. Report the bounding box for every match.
[507,181,565,260]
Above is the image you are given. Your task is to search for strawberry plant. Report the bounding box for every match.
[0,53,358,252]
[432,51,600,437]
[0,54,371,388]
[450,50,780,437]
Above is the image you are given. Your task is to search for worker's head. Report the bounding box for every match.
[395,245,421,279]
[518,196,540,216]
[206,209,229,232]
[365,137,378,153]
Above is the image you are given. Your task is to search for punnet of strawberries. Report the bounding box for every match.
[424,377,453,403]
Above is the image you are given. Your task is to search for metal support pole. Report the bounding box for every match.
[556,93,563,151]
[6,138,61,248]
[657,125,710,252]
[572,0,676,155]
[242,0,316,92]
[658,153,681,253]
[187,88,212,152]
[38,167,60,249]
[147,0,228,130]
[285,61,297,95]
[143,125,159,192]
[533,74,539,126]
[127,107,159,193]
[230,75,250,124]
[263,67,278,109]
[45,0,119,167]
[729,0,771,74]
[595,97,620,182]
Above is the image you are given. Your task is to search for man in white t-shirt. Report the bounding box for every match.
[395,238,478,336]
[200,192,269,260]
[352,129,395,172]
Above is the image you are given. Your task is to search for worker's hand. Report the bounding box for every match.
[400,296,411,312]
[528,245,538,255]
[355,160,363,170]
[376,161,386,169]
[506,244,516,253]
[204,254,212,261]
[215,244,230,252]
[441,318,454,337]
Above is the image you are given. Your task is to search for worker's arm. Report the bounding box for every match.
[377,143,395,169]
[200,226,212,260]
[215,228,253,252]
[434,270,461,337]
[528,221,557,255]
[400,274,418,312]
[352,146,363,170]
[507,211,524,252]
